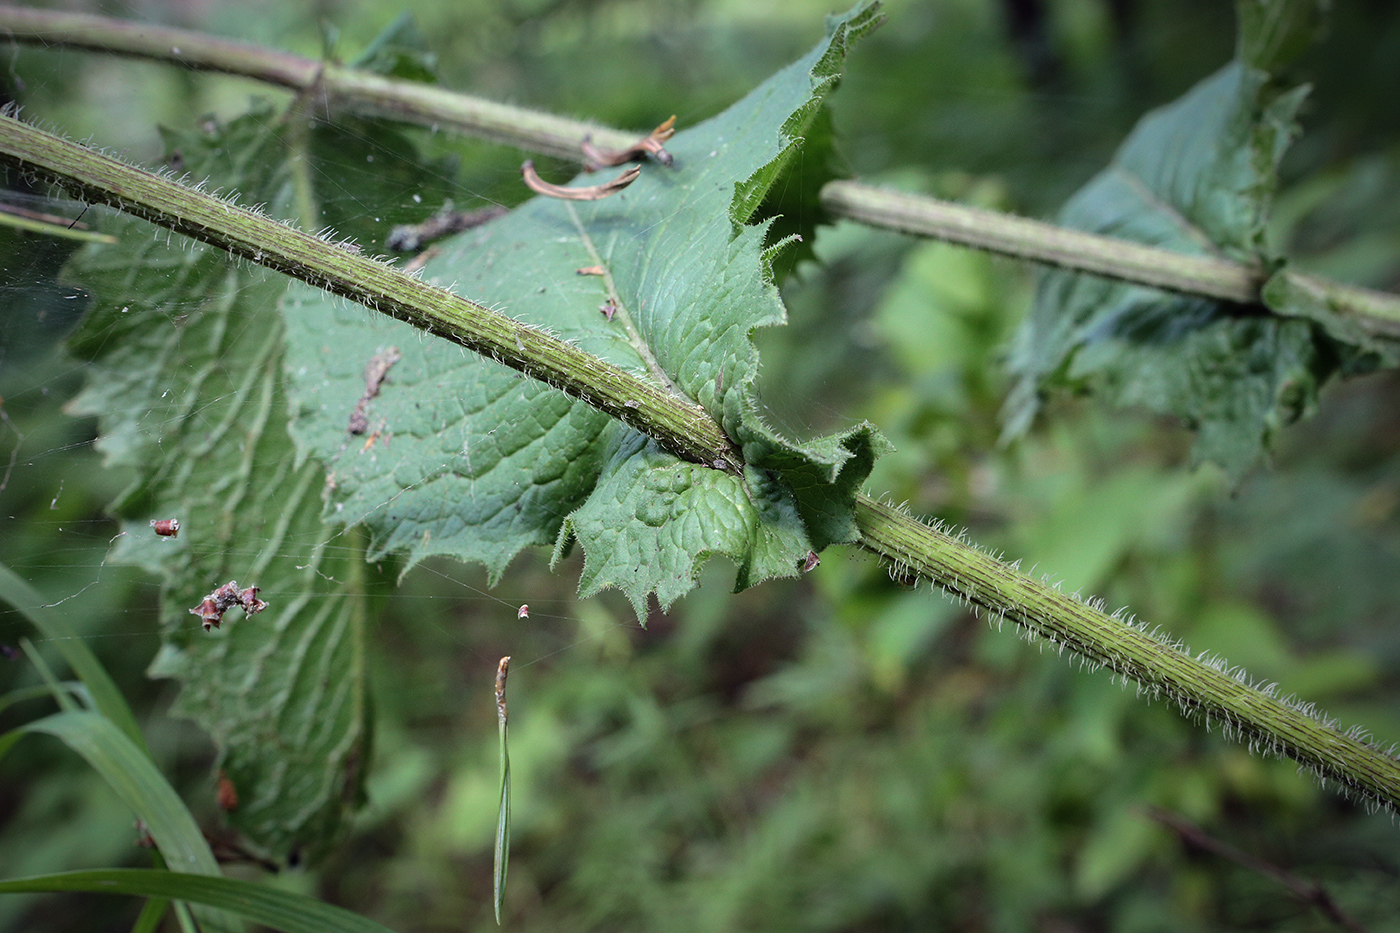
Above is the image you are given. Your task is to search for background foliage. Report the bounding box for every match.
[2,0,1400,930]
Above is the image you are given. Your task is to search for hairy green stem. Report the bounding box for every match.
[2,112,1397,811]
[6,5,1399,338]
[0,114,738,472]
[824,180,1261,301]
[0,5,632,159]
[853,496,1400,811]
[821,180,1400,339]
[6,6,1400,341]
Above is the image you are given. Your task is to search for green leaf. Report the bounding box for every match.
[2,712,239,933]
[282,4,886,617]
[0,869,396,933]
[1236,0,1326,72]
[349,11,438,84]
[1004,59,1330,478]
[60,111,443,860]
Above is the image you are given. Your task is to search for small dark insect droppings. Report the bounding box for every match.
[801,551,820,573]
[190,581,268,632]
[517,604,529,620]
[521,160,640,201]
[349,347,402,435]
[216,770,239,811]
[150,518,181,537]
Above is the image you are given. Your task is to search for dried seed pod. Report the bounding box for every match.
[496,656,511,722]
[150,518,180,537]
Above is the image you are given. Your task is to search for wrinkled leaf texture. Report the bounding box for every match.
[64,100,458,858]
[1004,5,1397,478]
[282,3,886,618]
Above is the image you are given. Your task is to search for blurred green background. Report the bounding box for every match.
[2,0,1400,930]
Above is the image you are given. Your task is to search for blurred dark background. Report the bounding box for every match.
[2,0,1400,929]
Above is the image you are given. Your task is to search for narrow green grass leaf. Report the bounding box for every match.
[494,657,511,925]
[129,894,169,933]
[3,711,240,933]
[0,683,81,717]
[0,870,396,933]
[0,562,146,751]
[18,638,77,711]
[0,204,117,243]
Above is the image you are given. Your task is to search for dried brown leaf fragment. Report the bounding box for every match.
[582,116,677,169]
[521,161,640,201]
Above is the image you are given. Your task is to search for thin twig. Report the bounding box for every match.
[1146,807,1369,933]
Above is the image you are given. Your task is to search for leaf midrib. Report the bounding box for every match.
[563,201,692,404]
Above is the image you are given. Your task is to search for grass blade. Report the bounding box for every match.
[494,656,511,925]
[0,562,146,751]
[129,893,169,933]
[18,638,77,711]
[0,870,397,933]
[0,682,82,717]
[5,711,240,932]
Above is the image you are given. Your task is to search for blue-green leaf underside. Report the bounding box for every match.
[282,4,886,617]
[1003,40,1396,479]
[61,103,458,859]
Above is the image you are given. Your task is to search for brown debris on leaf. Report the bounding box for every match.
[190,581,268,632]
[582,116,677,170]
[575,265,605,276]
[521,160,640,201]
[386,204,507,252]
[348,347,402,435]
